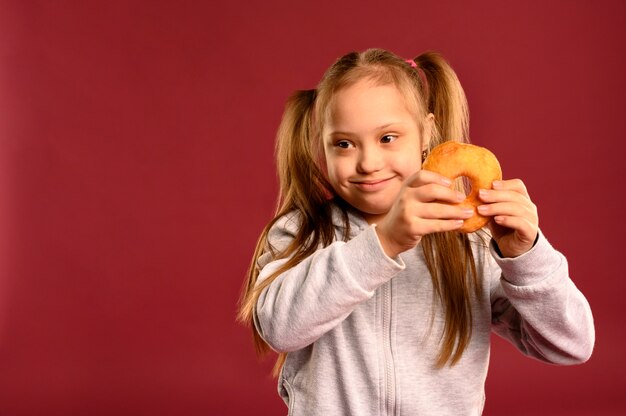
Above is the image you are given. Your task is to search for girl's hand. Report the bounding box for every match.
[375,170,474,258]
[477,179,539,258]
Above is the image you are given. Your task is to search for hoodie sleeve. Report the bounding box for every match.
[489,231,595,364]
[253,214,405,353]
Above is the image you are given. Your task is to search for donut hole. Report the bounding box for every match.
[458,175,474,197]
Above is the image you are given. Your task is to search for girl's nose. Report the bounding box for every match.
[356,146,384,173]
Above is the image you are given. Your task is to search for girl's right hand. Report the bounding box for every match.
[375,170,473,258]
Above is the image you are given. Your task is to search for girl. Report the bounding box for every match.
[238,49,594,415]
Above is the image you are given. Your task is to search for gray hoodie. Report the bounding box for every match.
[254,207,594,415]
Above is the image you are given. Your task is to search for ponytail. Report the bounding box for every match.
[237,89,344,376]
[275,89,325,213]
[413,52,483,367]
[414,52,470,147]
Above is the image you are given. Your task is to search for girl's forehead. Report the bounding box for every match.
[323,81,418,135]
[327,81,414,121]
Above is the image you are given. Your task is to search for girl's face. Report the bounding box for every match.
[323,78,431,224]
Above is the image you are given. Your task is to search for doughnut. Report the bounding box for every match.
[422,141,502,233]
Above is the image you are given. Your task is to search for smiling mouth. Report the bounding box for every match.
[350,177,394,191]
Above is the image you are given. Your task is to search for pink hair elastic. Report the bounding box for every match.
[406,58,429,99]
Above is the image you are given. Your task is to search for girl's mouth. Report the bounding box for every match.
[350,177,394,192]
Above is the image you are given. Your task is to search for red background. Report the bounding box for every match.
[1,0,624,415]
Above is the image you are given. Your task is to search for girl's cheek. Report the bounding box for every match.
[401,159,423,175]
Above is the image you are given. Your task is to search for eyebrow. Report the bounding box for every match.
[329,122,404,137]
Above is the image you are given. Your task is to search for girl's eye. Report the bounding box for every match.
[381,134,398,144]
[335,140,354,149]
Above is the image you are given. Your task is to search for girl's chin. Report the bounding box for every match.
[357,208,389,225]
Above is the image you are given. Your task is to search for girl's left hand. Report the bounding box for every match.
[477,179,539,258]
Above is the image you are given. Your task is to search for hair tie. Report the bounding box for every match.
[406,58,429,102]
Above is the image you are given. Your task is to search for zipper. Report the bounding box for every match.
[382,281,396,415]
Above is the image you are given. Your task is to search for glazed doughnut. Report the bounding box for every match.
[422,141,502,233]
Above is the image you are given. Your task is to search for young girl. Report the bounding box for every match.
[238,49,594,415]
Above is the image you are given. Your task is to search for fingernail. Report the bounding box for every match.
[479,189,489,198]
[456,192,466,201]
[462,208,474,217]
[477,205,488,214]
[441,177,452,186]
[492,180,503,189]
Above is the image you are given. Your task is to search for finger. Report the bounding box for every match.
[407,183,466,204]
[478,188,533,206]
[410,218,466,235]
[407,169,454,188]
[492,216,538,242]
[477,201,538,224]
[413,202,475,220]
[492,178,530,198]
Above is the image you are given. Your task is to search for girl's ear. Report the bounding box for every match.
[422,113,435,152]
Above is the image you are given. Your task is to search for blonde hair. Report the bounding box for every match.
[238,49,482,374]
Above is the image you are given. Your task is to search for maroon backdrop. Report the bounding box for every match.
[1,0,624,415]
